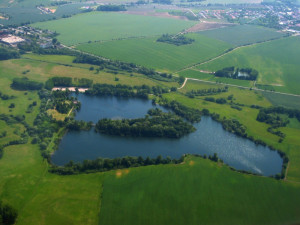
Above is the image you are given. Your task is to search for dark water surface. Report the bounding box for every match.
[52,94,283,176]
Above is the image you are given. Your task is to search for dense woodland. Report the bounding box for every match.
[95,108,196,138]
[157,34,195,46]
[0,48,20,61]
[215,67,259,80]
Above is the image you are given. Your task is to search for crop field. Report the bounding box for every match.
[199,25,285,46]
[196,36,300,95]
[99,156,300,225]
[76,33,232,72]
[31,12,196,46]
[261,91,300,109]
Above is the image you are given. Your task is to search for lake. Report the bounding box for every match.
[52,94,283,176]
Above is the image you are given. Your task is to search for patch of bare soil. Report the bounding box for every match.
[185,21,235,33]
[121,11,187,20]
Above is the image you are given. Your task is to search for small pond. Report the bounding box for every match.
[51,94,283,176]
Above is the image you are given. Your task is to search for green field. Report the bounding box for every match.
[0,55,300,224]
[76,33,232,72]
[31,12,196,46]
[100,156,300,225]
[261,91,300,109]
[199,25,285,46]
[197,36,300,95]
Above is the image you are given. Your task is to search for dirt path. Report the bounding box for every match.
[178,78,188,89]
[178,77,300,97]
[67,106,74,117]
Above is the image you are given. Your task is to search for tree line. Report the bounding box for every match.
[50,155,185,175]
[186,86,228,98]
[95,108,196,138]
[72,54,177,82]
[97,5,126,11]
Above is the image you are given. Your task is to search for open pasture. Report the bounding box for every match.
[199,25,285,46]
[76,33,232,72]
[197,36,300,95]
[32,12,196,46]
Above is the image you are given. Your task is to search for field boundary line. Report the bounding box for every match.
[181,78,300,97]
[176,36,290,73]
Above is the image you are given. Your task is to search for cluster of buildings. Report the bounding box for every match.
[0,26,55,48]
[197,2,299,34]
[0,30,25,47]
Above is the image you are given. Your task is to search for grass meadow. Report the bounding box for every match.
[199,25,286,46]
[31,12,196,46]
[76,33,232,72]
[196,36,300,95]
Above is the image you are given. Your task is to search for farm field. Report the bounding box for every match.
[261,91,300,109]
[199,25,285,46]
[31,12,197,46]
[196,36,300,95]
[76,33,232,72]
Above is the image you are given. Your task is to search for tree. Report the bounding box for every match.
[52,38,57,45]
[179,76,185,84]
